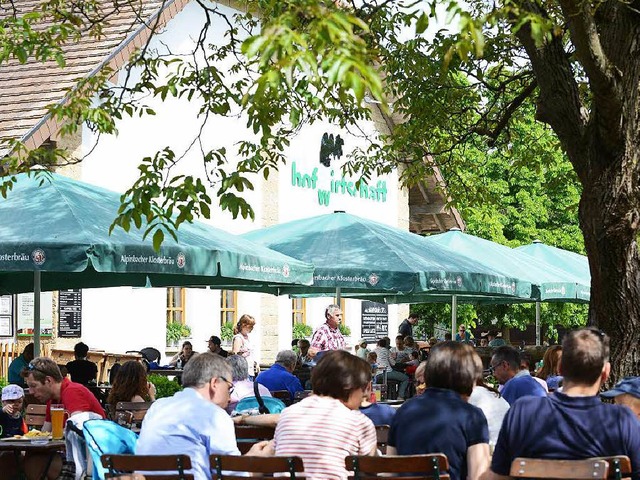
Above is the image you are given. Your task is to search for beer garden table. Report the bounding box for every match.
[0,439,65,480]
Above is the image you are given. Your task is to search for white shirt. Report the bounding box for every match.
[468,385,510,446]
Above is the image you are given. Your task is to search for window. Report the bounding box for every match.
[167,288,185,324]
[292,298,306,325]
[220,290,238,327]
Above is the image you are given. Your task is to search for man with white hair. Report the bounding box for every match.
[137,352,270,479]
[310,304,345,355]
[256,350,304,401]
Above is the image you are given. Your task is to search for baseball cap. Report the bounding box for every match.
[2,384,24,401]
[208,336,222,345]
[357,338,368,346]
[601,377,640,399]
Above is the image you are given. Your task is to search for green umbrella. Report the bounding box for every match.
[515,240,590,301]
[424,229,589,302]
[243,211,532,299]
[0,172,314,354]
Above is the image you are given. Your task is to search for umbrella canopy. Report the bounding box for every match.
[242,211,532,299]
[424,229,590,302]
[0,172,314,292]
[0,172,314,355]
[515,240,590,301]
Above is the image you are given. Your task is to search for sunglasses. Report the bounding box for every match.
[26,363,52,377]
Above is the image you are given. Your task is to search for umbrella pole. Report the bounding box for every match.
[535,301,541,346]
[336,287,341,305]
[451,295,458,339]
[33,270,41,357]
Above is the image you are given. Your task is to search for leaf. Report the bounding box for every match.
[152,229,164,252]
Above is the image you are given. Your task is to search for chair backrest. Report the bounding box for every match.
[115,402,153,428]
[293,390,312,403]
[345,454,450,480]
[83,419,139,480]
[210,455,304,480]
[234,425,276,454]
[375,425,389,454]
[25,403,47,429]
[101,454,193,480]
[139,348,162,363]
[510,458,610,479]
[270,390,292,405]
[600,456,632,480]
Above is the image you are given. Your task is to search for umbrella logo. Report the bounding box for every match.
[368,273,379,286]
[32,249,46,266]
[282,264,290,278]
[511,282,516,292]
[176,253,186,269]
[456,276,462,287]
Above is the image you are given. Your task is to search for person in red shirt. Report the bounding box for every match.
[22,356,105,428]
[20,357,105,479]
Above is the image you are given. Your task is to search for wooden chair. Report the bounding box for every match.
[115,401,153,429]
[375,425,389,454]
[25,403,47,429]
[510,457,610,479]
[345,453,450,479]
[101,454,194,480]
[270,390,292,406]
[210,455,304,480]
[234,425,276,454]
[293,390,312,403]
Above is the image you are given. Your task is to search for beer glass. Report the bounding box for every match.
[50,404,66,440]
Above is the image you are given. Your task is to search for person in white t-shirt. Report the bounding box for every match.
[231,314,257,377]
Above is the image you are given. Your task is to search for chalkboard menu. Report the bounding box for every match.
[361,301,388,342]
[58,289,82,337]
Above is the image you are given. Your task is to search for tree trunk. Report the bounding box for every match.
[579,147,640,383]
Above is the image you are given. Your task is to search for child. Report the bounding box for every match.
[0,384,27,438]
[367,351,378,373]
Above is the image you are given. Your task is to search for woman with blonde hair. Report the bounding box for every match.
[232,314,257,378]
[536,345,563,391]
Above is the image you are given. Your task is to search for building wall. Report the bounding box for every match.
[64,1,409,362]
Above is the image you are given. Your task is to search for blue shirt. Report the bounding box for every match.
[501,374,546,405]
[360,402,396,426]
[137,388,240,480]
[492,392,640,479]
[389,388,489,480]
[256,364,303,400]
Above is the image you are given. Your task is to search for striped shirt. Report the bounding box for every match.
[310,323,345,351]
[274,395,377,479]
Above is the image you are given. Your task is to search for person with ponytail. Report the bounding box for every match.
[231,314,258,378]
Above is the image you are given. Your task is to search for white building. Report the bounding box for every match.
[0,0,463,364]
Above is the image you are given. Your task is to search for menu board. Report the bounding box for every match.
[0,295,13,337]
[361,301,388,341]
[58,289,82,338]
[17,292,53,335]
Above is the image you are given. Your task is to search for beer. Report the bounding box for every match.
[50,404,65,440]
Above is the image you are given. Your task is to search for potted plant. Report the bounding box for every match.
[292,322,313,340]
[339,323,351,337]
[220,321,234,345]
[180,324,192,339]
[166,322,182,347]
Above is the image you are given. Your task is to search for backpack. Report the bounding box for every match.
[83,419,138,480]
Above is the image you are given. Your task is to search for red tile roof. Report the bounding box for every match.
[0,0,190,153]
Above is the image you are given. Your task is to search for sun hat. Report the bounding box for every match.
[2,384,24,401]
[601,377,640,399]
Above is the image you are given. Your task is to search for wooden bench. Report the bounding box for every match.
[270,390,292,406]
[101,454,193,480]
[211,455,303,480]
[114,402,152,430]
[345,453,450,479]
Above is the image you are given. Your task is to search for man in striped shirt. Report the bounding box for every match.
[310,304,345,356]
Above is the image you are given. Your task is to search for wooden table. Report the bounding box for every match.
[0,439,65,480]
